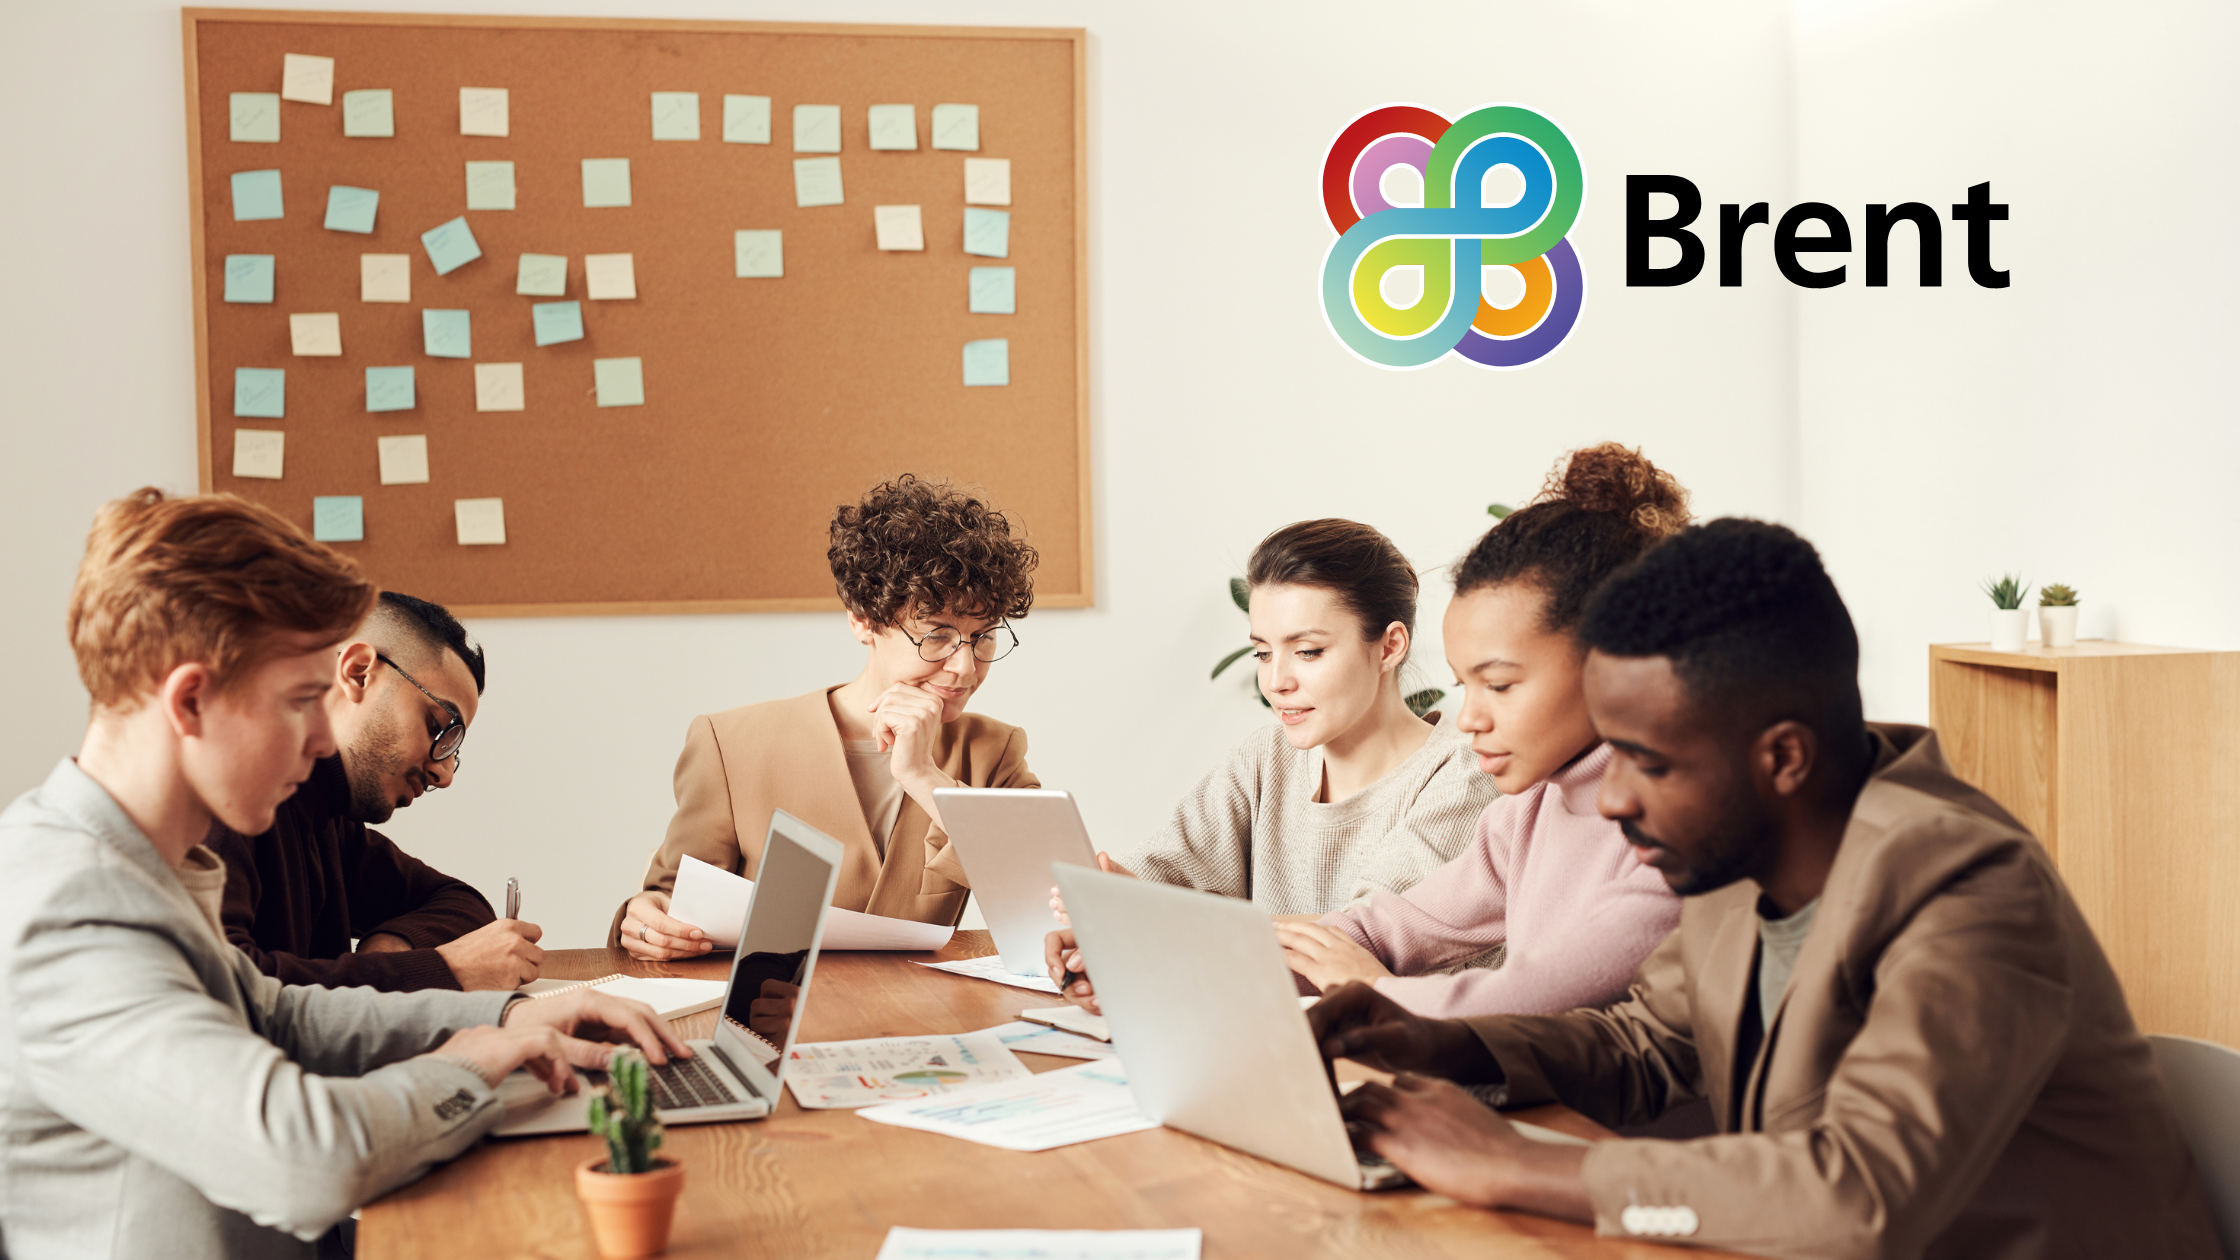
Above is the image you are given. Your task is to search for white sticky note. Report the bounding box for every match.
[723,94,770,144]
[377,435,429,485]
[867,104,917,151]
[360,254,410,303]
[584,253,637,299]
[734,230,783,278]
[792,104,841,152]
[465,161,515,211]
[230,93,280,143]
[289,312,342,356]
[342,89,393,137]
[931,103,979,151]
[651,92,700,140]
[594,357,644,407]
[281,54,334,105]
[232,429,284,480]
[459,87,508,137]
[581,159,632,208]
[794,157,844,208]
[874,205,925,251]
[474,363,524,412]
[455,498,506,545]
[516,253,566,296]
[965,158,1012,206]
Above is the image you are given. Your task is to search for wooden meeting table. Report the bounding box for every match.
[360,932,1733,1259]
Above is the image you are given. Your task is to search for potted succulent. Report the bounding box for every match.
[2038,582,2080,648]
[1982,574,2030,652]
[576,1051,685,1258]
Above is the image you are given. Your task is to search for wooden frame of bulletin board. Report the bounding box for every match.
[183,9,1090,616]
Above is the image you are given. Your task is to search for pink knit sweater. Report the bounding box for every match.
[1321,743,1680,1018]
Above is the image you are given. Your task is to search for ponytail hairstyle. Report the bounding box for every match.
[1246,519,1419,650]
[1454,443,1692,633]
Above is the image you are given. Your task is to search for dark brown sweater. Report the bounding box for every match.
[205,754,493,991]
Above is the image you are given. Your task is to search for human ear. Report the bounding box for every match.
[844,609,878,646]
[335,642,378,702]
[1379,622,1410,672]
[1756,720,1817,798]
[160,663,213,739]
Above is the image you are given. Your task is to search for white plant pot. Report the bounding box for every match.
[1989,608,2028,652]
[2039,605,2078,648]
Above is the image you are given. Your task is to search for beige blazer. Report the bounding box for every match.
[614,688,1037,941]
[1465,724,2216,1260]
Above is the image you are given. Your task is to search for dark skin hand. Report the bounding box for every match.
[1343,1075,1590,1217]
[1307,981,1501,1082]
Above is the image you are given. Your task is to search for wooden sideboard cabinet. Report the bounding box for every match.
[1927,641,2240,1046]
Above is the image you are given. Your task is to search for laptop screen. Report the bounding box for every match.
[717,813,840,1082]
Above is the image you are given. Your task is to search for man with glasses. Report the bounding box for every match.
[208,592,544,991]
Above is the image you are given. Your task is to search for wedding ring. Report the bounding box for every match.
[637,923,649,942]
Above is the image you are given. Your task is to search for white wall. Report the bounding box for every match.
[3,0,1813,947]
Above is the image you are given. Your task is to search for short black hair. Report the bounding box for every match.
[1579,519,1861,739]
[371,591,486,694]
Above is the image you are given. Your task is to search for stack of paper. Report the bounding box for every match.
[669,855,953,951]
[915,955,1061,993]
[784,1031,1027,1109]
[874,1228,1201,1260]
[857,1061,1156,1151]
[517,974,727,1021]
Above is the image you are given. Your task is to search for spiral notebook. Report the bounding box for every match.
[516,974,729,1021]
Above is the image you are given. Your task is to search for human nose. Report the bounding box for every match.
[943,643,980,680]
[1598,764,1641,822]
[426,754,458,790]
[306,701,338,760]
[1263,653,1295,694]
[1455,687,1491,734]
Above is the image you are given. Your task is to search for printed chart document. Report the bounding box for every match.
[986,1020,1116,1061]
[670,855,953,951]
[874,1228,1201,1260]
[915,955,1061,994]
[784,1031,1027,1109]
[857,1061,1155,1151]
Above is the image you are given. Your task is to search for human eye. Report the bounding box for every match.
[922,631,959,649]
[1297,649,1323,659]
[1251,649,1271,662]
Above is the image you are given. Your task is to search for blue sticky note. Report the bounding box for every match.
[420,217,482,275]
[224,255,274,303]
[233,367,285,417]
[962,339,1009,386]
[312,497,364,542]
[365,366,416,412]
[594,357,644,407]
[968,267,1016,314]
[422,309,471,359]
[231,170,283,222]
[581,159,632,208]
[963,207,1010,258]
[532,301,584,346]
[324,186,378,234]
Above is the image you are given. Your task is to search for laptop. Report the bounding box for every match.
[493,809,844,1135]
[933,787,1100,975]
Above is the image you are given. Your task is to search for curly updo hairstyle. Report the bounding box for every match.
[1454,443,1692,633]
[827,474,1039,628]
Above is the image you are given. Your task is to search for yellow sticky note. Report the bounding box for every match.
[460,87,508,137]
[377,435,429,485]
[455,498,507,545]
[281,54,334,105]
[232,429,284,480]
[289,312,342,357]
[874,205,924,251]
[474,363,524,412]
[584,253,637,300]
[360,254,410,303]
[965,158,1012,206]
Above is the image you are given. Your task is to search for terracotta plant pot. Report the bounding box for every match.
[2039,605,2079,648]
[576,1156,685,1258]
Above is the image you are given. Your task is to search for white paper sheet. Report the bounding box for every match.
[875,1228,1200,1260]
[517,974,727,1021]
[857,1060,1156,1151]
[915,955,1061,994]
[986,1020,1117,1061]
[669,855,953,951]
[783,1030,1028,1109]
[1019,1005,1110,1042]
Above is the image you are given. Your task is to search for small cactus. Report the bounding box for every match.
[2038,583,2078,607]
[1980,573,2029,611]
[586,1050,666,1175]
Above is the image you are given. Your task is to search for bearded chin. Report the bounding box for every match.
[1664,790,1776,898]
[341,733,408,825]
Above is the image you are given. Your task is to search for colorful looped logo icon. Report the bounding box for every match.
[1320,104,1585,369]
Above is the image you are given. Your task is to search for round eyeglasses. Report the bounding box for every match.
[375,652,467,765]
[896,622,1018,665]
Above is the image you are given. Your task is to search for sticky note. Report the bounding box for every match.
[594,357,644,407]
[651,92,700,141]
[231,170,283,222]
[867,104,917,151]
[224,255,274,303]
[422,309,471,359]
[965,158,1012,206]
[963,338,1009,386]
[532,301,584,346]
[581,159,632,208]
[585,253,637,300]
[734,230,783,278]
[233,368,285,418]
[324,185,379,234]
[465,161,515,211]
[365,366,416,412]
[455,498,507,545]
[230,93,280,143]
[723,94,770,144]
[874,205,924,252]
[931,103,979,151]
[233,429,284,480]
[517,253,567,296]
[290,312,342,356]
[474,362,524,412]
[342,89,393,137]
[312,496,364,542]
[361,254,410,303]
[963,207,1011,258]
[793,157,843,208]
[460,87,508,137]
[793,104,841,153]
[281,54,333,105]
[377,435,429,485]
[968,267,1016,314]
[420,217,482,275]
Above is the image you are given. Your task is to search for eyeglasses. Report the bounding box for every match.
[375,653,467,767]
[896,622,1019,665]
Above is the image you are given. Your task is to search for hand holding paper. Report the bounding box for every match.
[669,855,953,951]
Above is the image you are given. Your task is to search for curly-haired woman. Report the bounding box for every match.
[613,475,1040,957]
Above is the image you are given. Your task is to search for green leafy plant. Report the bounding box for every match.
[1487,503,1513,519]
[1980,574,2029,611]
[1210,578,1445,718]
[2038,582,2078,607]
[586,1050,666,1175]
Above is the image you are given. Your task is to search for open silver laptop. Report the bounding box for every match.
[494,810,843,1135]
[934,787,1099,975]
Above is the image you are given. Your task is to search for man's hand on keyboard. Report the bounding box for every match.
[502,990,693,1068]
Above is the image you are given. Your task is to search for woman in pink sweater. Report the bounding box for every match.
[1275,444,1689,1018]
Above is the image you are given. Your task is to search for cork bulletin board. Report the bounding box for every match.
[183,9,1090,615]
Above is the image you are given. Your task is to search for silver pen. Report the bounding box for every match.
[504,876,519,921]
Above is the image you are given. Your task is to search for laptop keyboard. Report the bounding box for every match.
[646,1056,742,1111]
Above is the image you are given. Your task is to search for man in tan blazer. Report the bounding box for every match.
[1313,519,2216,1260]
